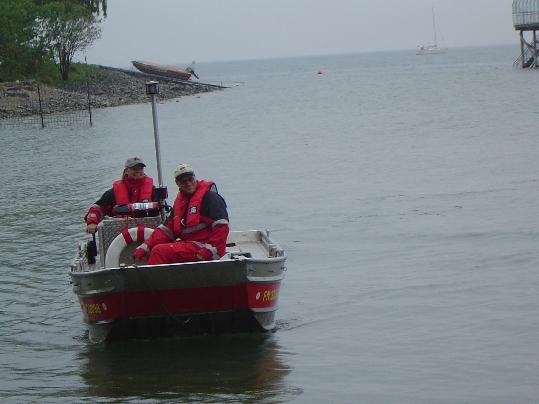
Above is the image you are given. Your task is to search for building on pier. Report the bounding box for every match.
[513,0,539,68]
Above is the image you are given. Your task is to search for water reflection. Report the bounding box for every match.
[81,334,298,402]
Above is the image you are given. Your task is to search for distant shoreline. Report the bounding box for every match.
[0,66,221,119]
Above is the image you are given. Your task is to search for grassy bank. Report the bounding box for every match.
[30,62,104,87]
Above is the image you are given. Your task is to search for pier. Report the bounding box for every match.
[513,0,539,68]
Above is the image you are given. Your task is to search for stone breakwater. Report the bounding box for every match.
[0,68,220,119]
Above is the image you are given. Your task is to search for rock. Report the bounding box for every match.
[0,68,221,118]
[6,91,30,97]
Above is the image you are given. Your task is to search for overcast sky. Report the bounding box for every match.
[85,0,517,67]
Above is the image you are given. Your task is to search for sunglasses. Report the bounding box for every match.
[177,175,195,185]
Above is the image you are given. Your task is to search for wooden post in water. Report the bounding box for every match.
[86,79,93,126]
[85,56,93,125]
[534,30,538,68]
[520,31,525,68]
[37,85,44,128]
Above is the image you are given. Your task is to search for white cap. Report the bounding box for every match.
[173,163,195,180]
[125,156,146,168]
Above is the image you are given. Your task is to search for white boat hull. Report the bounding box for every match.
[416,46,447,55]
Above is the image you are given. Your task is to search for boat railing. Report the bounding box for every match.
[259,231,285,258]
[73,226,285,272]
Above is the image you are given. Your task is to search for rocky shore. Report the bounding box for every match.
[0,66,221,119]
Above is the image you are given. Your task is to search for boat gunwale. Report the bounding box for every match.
[70,253,287,278]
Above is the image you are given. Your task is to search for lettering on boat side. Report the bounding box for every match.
[83,303,102,315]
[254,288,278,302]
[248,283,281,308]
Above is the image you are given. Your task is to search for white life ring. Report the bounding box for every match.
[105,225,154,268]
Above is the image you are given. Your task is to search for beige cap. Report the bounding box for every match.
[174,163,195,180]
[125,157,146,168]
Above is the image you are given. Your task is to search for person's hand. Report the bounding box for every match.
[86,223,98,234]
[195,249,212,261]
[133,247,147,261]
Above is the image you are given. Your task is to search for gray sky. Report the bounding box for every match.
[85,0,517,66]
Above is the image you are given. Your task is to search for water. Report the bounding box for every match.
[1,45,538,403]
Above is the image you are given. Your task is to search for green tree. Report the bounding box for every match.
[0,0,38,81]
[35,2,101,80]
[34,0,107,16]
[85,0,107,16]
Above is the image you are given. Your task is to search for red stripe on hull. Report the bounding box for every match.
[79,281,281,323]
[247,282,280,309]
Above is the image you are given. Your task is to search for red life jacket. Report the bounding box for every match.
[172,179,214,240]
[113,176,153,205]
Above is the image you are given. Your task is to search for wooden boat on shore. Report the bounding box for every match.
[131,60,199,80]
[70,216,286,343]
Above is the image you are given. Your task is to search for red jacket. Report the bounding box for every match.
[112,176,153,205]
[143,179,229,259]
[85,176,155,225]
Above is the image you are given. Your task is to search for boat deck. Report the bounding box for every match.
[72,228,284,273]
[225,230,283,260]
[226,240,267,259]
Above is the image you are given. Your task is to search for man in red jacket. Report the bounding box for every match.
[134,163,229,265]
[85,157,159,234]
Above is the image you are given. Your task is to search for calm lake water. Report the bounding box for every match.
[1,45,539,403]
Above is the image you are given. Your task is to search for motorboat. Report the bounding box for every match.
[70,82,286,344]
[70,216,286,343]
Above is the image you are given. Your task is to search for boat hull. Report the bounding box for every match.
[416,46,447,55]
[131,60,192,80]
[70,256,285,343]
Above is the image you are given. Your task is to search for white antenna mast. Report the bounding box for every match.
[432,7,437,46]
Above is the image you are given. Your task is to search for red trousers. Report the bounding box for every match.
[147,241,212,265]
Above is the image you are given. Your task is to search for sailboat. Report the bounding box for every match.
[416,7,447,55]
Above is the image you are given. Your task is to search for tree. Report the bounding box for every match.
[0,0,38,80]
[85,0,107,17]
[34,0,107,17]
[35,2,101,80]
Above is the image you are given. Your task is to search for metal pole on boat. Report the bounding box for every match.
[146,81,164,186]
[146,81,169,222]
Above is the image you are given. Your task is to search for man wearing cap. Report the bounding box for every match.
[85,157,159,234]
[134,163,229,264]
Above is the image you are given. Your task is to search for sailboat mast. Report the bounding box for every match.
[432,7,437,46]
